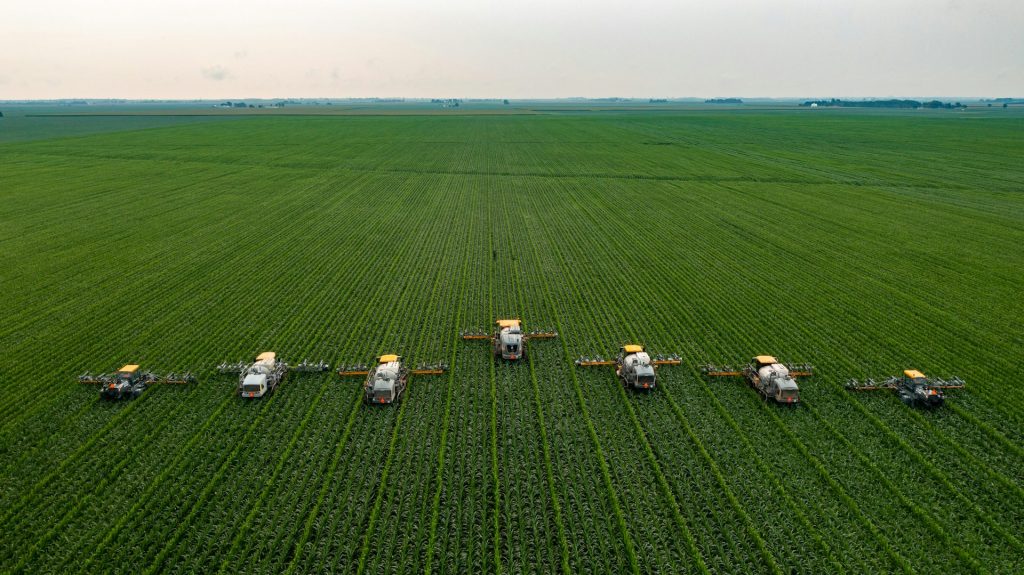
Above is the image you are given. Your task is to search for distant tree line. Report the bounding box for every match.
[801,98,966,109]
[705,98,743,104]
[981,98,1018,108]
[920,100,967,109]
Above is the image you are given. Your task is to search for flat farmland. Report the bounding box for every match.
[1,108,1022,574]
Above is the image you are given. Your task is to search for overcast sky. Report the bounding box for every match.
[1,0,1021,99]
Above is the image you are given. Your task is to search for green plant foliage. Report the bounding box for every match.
[0,108,1022,573]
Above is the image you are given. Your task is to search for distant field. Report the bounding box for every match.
[1,108,1022,574]
[0,105,241,143]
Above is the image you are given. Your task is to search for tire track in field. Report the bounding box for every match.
[542,306,640,574]
[380,179,468,568]
[528,182,768,570]
[584,279,782,574]
[509,185,640,573]
[523,201,718,574]
[497,182,569,574]
[364,176,483,574]
[422,189,474,574]
[486,197,503,575]
[428,186,499,573]
[280,173,462,573]
[355,179,469,574]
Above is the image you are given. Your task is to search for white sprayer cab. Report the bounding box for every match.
[757,363,799,402]
[240,352,277,398]
[620,351,657,388]
[498,327,524,359]
[370,361,402,403]
[241,373,268,397]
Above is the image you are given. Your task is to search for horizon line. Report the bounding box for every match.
[1,95,1005,103]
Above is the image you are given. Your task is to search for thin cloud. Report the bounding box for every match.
[201,65,231,81]
[2,0,1022,98]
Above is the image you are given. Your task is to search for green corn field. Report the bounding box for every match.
[1,106,1022,574]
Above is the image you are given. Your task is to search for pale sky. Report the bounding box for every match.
[1,0,1021,99]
